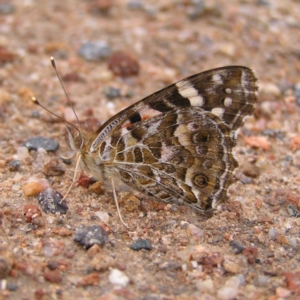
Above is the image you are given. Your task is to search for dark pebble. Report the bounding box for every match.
[127,1,144,10]
[38,187,68,214]
[295,83,300,107]
[262,129,285,140]
[239,162,260,178]
[7,160,21,171]
[229,240,245,254]
[287,204,300,218]
[103,86,121,99]
[31,110,40,118]
[187,0,205,20]
[0,3,14,14]
[23,137,59,152]
[239,174,254,185]
[130,239,152,251]
[6,282,18,291]
[257,0,270,6]
[73,225,109,249]
[78,41,111,61]
[61,158,72,165]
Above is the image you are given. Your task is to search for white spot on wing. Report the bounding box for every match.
[212,74,223,83]
[241,69,249,96]
[211,107,225,119]
[176,80,204,106]
[140,106,162,119]
[225,88,232,94]
[224,97,232,107]
[190,95,204,106]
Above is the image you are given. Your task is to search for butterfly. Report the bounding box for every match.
[62,65,258,213]
[33,64,258,221]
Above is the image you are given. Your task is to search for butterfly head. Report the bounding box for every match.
[66,125,85,153]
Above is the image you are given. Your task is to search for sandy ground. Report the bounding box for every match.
[0,0,300,299]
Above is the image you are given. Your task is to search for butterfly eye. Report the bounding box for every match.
[74,135,83,149]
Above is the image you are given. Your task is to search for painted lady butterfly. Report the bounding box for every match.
[34,65,258,216]
[64,66,258,212]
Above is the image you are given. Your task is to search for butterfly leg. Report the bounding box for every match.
[110,177,129,228]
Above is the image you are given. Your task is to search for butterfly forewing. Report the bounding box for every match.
[84,66,258,211]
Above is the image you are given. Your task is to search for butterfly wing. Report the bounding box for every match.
[89,66,258,210]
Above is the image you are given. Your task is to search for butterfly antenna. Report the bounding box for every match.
[50,57,82,135]
[31,97,80,131]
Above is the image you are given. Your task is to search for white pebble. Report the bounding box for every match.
[191,260,198,268]
[268,228,277,240]
[217,286,238,300]
[225,275,244,288]
[287,237,297,248]
[95,211,109,223]
[196,278,214,293]
[17,146,29,160]
[188,224,204,238]
[109,269,129,287]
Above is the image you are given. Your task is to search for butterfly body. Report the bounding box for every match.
[68,66,258,211]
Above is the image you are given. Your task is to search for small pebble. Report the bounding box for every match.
[16,146,30,160]
[287,204,300,217]
[24,204,42,223]
[108,268,129,287]
[187,224,204,238]
[229,240,245,254]
[187,0,205,20]
[78,41,111,61]
[239,162,260,178]
[127,1,144,10]
[7,160,21,171]
[276,287,291,298]
[91,253,116,271]
[73,225,108,249]
[77,273,100,286]
[0,246,14,279]
[260,83,281,97]
[6,282,18,291]
[243,247,258,264]
[43,240,65,257]
[130,239,152,251]
[295,82,300,107]
[257,275,269,286]
[0,2,14,14]
[38,187,68,214]
[43,269,62,283]
[0,47,15,63]
[77,173,94,188]
[23,137,59,152]
[196,278,214,293]
[103,86,121,99]
[89,181,105,194]
[42,157,65,176]
[108,51,139,77]
[287,237,298,248]
[268,228,278,240]
[217,286,238,300]
[94,211,109,223]
[223,256,247,274]
[226,275,245,288]
[119,192,140,212]
[23,181,47,197]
